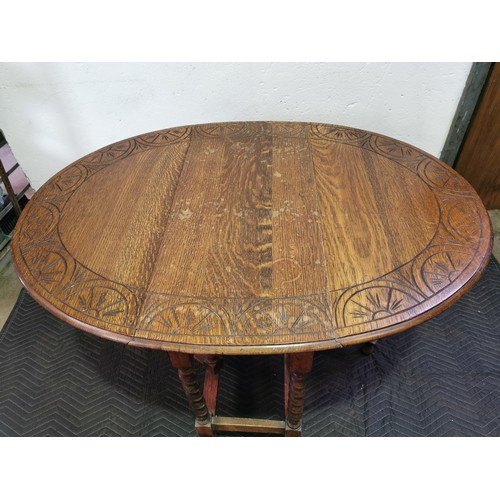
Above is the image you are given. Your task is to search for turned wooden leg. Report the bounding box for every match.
[284,352,314,437]
[168,352,213,436]
[194,354,222,414]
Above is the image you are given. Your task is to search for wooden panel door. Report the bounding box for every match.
[455,63,500,209]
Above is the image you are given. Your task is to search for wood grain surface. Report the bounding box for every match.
[11,122,493,354]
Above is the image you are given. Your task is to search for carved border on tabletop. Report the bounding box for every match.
[309,124,428,172]
[308,123,484,334]
[418,159,473,193]
[63,283,134,323]
[415,247,476,294]
[16,123,487,345]
[440,197,481,244]
[308,124,479,198]
[17,203,60,245]
[195,123,247,138]
[334,243,476,328]
[238,298,331,336]
[335,284,421,326]
[18,197,142,330]
[81,126,192,166]
[271,122,308,138]
[134,293,338,345]
[16,126,194,332]
[332,188,481,330]
[139,296,231,338]
[20,245,141,331]
[310,123,372,146]
[136,127,192,146]
[31,126,193,212]
[22,247,70,291]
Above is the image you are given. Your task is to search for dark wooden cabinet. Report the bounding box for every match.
[455,63,500,209]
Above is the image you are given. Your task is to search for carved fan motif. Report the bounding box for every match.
[137,127,191,145]
[271,122,307,138]
[196,123,246,138]
[372,136,426,161]
[310,124,369,144]
[241,301,330,337]
[341,286,420,325]
[83,141,134,165]
[24,249,67,290]
[144,303,227,336]
[446,201,481,243]
[421,251,470,293]
[64,286,130,321]
[53,166,86,192]
[422,161,470,192]
[19,205,57,243]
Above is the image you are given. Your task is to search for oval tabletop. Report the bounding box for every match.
[12,122,493,354]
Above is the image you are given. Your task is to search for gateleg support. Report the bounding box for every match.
[194,354,222,415]
[168,351,213,436]
[284,352,314,437]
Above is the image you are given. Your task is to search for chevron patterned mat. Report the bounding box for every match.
[1,257,500,437]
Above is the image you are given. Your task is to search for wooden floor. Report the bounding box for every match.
[1,209,500,331]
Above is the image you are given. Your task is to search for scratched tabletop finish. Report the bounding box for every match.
[12,122,493,354]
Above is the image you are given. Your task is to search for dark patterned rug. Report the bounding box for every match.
[1,257,500,437]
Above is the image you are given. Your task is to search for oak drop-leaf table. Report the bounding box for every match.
[12,122,492,436]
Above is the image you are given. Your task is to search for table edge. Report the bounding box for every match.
[10,121,494,354]
[13,227,493,355]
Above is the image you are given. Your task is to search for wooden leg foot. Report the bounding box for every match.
[284,423,302,437]
[195,421,214,437]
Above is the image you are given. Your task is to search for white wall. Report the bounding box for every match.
[0,62,471,190]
